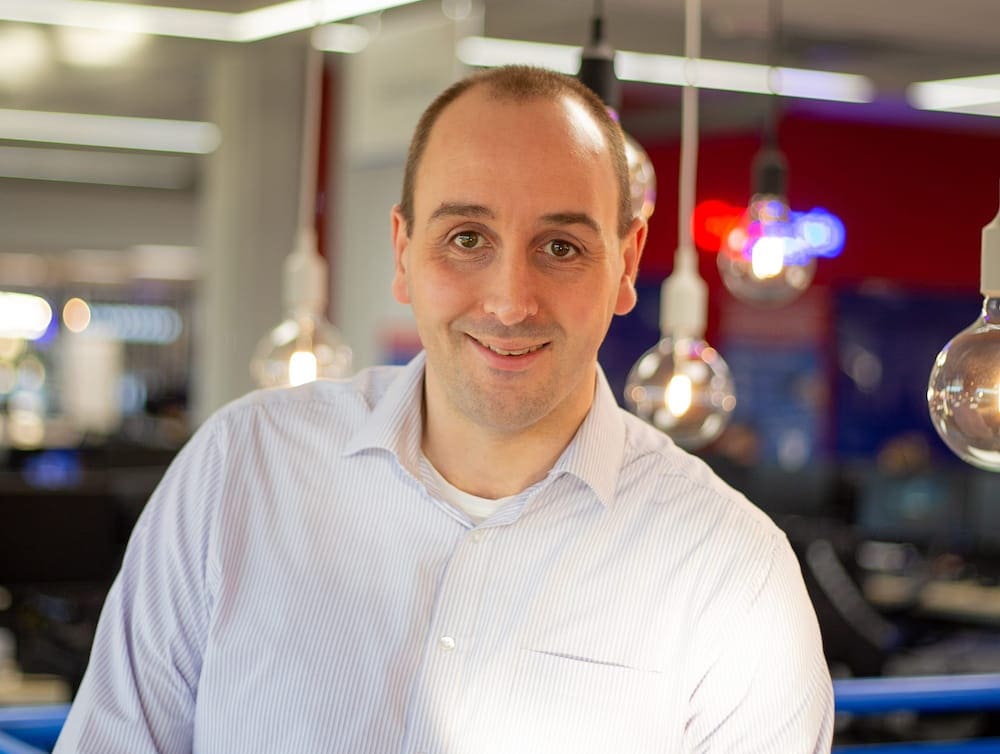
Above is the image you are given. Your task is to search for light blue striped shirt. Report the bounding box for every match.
[55,352,833,754]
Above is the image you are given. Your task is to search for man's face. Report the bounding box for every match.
[391,86,645,437]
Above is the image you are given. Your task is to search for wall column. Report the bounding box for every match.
[194,36,308,421]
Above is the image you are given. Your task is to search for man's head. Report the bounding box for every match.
[390,66,646,441]
[400,65,633,240]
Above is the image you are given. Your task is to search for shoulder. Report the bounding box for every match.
[615,409,787,593]
[205,364,406,438]
[619,409,779,536]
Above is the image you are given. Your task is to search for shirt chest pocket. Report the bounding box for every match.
[490,648,674,754]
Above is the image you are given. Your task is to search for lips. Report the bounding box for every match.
[471,336,548,357]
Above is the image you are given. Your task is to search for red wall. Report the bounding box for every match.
[641,114,1000,294]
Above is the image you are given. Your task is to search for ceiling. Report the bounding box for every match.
[2,0,1000,127]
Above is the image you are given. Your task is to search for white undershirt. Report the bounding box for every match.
[421,454,514,525]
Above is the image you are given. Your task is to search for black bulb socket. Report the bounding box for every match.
[752,147,788,198]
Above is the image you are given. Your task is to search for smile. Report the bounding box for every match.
[472,337,547,357]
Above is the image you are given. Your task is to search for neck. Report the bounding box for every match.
[421,372,596,500]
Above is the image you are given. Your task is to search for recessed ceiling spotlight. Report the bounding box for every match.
[0,24,49,88]
[54,25,149,68]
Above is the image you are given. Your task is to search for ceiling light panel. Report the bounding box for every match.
[908,73,1000,115]
[457,37,876,104]
[0,0,422,42]
[0,0,235,40]
[0,109,221,153]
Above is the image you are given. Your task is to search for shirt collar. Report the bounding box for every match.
[342,351,426,479]
[343,351,626,509]
[548,365,625,509]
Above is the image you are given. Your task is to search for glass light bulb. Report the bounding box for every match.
[251,310,352,389]
[927,295,1000,471]
[717,195,816,307]
[623,130,657,221]
[624,335,737,450]
[288,350,318,387]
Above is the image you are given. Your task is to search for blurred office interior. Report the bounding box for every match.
[1,0,1000,747]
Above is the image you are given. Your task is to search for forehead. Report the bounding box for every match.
[413,87,618,225]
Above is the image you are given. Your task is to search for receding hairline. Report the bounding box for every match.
[431,84,618,164]
[400,66,633,238]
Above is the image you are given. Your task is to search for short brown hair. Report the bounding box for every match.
[399,65,632,238]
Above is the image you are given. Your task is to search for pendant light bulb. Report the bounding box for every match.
[625,248,736,449]
[625,0,734,450]
[927,190,1000,471]
[623,128,657,221]
[251,227,352,388]
[717,146,816,307]
[251,43,352,389]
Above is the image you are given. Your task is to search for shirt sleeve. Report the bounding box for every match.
[53,417,224,754]
[683,533,835,754]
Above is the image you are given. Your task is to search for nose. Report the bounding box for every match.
[482,253,539,326]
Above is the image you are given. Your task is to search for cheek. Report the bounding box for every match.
[409,265,475,321]
[557,283,621,346]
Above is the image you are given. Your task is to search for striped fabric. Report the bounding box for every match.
[55,352,833,754]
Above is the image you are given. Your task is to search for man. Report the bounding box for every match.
[56,65,833,753]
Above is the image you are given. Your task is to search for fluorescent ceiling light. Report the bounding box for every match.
[0,24,48,87]
[54,24,149,67]
[457,36,876,104]
[0,109,221,153]
[233,0,419,43]
[0,0,420,42]
[0,145,193,188]
[0,0,234,40]
[456,37,580,73]
[908,73,1000,117]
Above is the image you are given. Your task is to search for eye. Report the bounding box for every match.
[452,231,484,250]
[543,239,579,258]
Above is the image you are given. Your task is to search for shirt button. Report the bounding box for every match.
[470,530,485,543]
[439,635,456,651]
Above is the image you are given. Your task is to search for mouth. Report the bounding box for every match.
[470,336,549,357]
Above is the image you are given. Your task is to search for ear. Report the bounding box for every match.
[614,216,648,316]
[390,204,411,305]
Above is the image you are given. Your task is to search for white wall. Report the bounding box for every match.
[194,36,307,420]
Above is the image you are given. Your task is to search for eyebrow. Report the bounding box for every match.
[539,212,602,235]
[427,204,602,235]
[429,202,495,222]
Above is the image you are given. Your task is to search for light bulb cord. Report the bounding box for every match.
[764,0,783,148]
[676,0,700,270]
[590,0,604,46]
[658,0,708,340]
[283,30,330,316]
[297,42,324,238]
[755,0,787,198]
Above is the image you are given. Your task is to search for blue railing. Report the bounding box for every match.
[0,705,68,754]
[3,676,1000,753]
[834,674,1000,715]
[831,674,1000,753]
